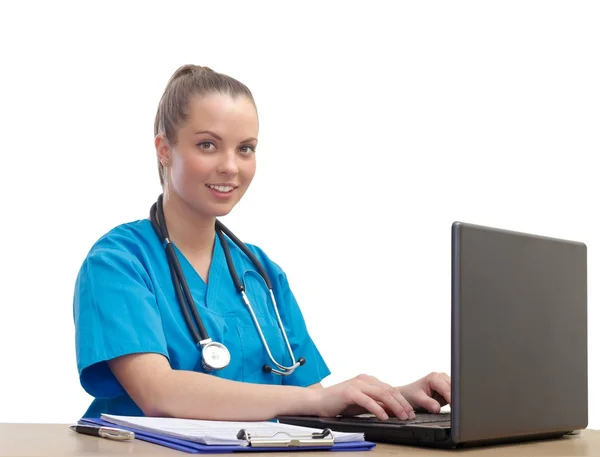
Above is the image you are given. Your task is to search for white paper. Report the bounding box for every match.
[101,414,364,446]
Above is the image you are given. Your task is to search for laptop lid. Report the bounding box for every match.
[279,222,587,447]
[451,222,587,444]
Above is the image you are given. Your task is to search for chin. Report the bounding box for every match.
[212,205,237,218]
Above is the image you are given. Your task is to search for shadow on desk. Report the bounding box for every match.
[1,424,598,457]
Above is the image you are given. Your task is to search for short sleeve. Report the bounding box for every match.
[276,272,331,387]
[73,244,169,399]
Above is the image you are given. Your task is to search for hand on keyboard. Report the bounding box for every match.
[312,371,450,422]
[315,374,416,421]
[394,372,451,414]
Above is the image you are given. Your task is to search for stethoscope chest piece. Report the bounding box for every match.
[201,341,231,371]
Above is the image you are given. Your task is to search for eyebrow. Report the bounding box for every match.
[195,130,257,143]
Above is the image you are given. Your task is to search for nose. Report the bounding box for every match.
[217,150,239,175]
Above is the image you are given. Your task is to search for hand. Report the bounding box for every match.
[316,374,416,420]
[395,372,451,414]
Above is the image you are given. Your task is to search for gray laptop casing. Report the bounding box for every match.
[451,221,587,445]
[278,222,587,448]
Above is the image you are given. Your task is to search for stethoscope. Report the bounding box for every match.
[149,194,306,376]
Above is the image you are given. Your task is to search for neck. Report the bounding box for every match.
[161,192,216,257]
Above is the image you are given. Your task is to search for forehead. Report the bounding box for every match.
[182,92,258,137]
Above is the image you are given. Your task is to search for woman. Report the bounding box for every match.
[73,64,450,421]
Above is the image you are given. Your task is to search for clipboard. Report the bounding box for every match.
[236,427,335,447]
[79,418,376,453]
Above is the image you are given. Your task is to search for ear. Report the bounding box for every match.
[155,134,171,167]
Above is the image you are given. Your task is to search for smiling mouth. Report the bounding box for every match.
[206,184,236,192]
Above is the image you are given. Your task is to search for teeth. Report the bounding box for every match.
[208,184,234,192]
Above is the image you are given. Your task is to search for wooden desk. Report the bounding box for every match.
[0,424,598,457]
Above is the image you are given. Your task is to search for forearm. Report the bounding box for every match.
[152,369,320,420]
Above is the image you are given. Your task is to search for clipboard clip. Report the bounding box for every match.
[236,428,335,447]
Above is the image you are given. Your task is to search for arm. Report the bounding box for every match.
[109,353,321,420]
[109,354,416,421]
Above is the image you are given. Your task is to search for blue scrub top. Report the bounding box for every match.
[73,219,330,418]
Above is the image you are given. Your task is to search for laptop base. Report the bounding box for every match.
[277,415,454,448]
[278,416,572,449]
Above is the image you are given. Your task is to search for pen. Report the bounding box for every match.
[69,424,135,441]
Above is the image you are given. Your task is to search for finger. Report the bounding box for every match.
[355,375,415,419]
[358,385,413,420]
[430,374,451,406]
[412,392,442,414]
[391,391,416,420]
[347,386,390,420]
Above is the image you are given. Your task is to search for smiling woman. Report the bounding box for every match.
[157,91,258,236]
[72,64,450,422]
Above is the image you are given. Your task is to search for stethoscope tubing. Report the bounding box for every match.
[150,194,304,375]
[151,198,210,345]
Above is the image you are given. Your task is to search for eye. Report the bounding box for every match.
[197,141,216,151]
[239,145,256,155]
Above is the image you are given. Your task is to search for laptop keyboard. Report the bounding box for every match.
[343,412,451,425]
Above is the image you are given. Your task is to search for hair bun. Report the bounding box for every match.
[169,64,213,83]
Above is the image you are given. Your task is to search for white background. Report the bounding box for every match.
[0,1,598,429]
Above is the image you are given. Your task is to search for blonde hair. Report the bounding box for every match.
[154,65,256,186]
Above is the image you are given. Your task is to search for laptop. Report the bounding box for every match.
[279,221,588,448]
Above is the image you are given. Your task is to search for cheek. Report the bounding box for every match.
[241,159,257,183]
[171,156,209,188]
